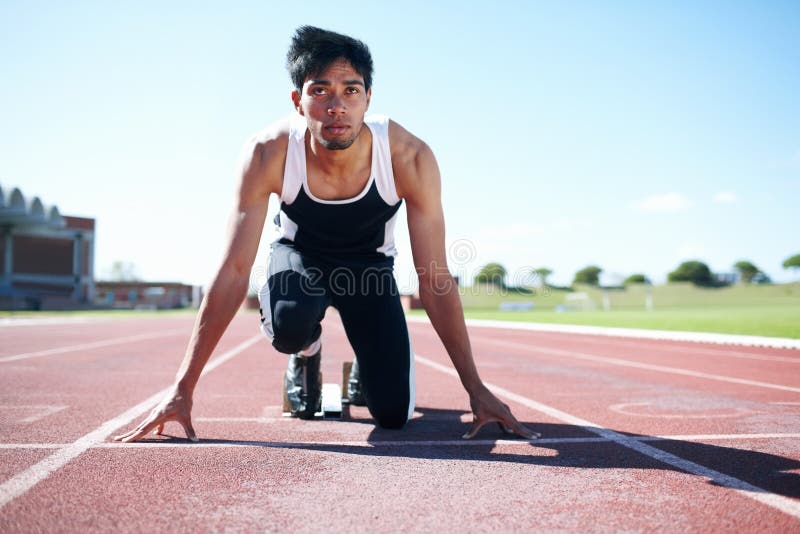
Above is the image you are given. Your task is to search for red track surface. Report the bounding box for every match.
[1,311,799,531]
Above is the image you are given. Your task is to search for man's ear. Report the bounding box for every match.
[365,88,372,110]
[291,90,303,115]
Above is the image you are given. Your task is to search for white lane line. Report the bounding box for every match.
[441,316,800,350]
[0,317,95,327]
[195,417,287,423]
[0,405,69,424]
[608,403,754,419]
[0,334,262,510]
[4,432,800,450]
[545,335,800,364]
[650,433,800,441]
[0,330,187,363]
[414,353,800,519]
[475,337,800,394]
[0,444,66,449]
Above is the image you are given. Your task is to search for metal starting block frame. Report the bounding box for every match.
[282,361,352,420]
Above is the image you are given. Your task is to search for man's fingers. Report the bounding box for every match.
[497,422,515,435]
[462,417,491,439]
[155,423,164,436]
[502,416,540,440]
[113,414,166,443]
[179,418,199,443]
[113,429,138,442]
[117,428,149,443]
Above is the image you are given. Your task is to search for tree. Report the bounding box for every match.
[533,267,553,287]
[733,260,760,284]
[475,262,507,287]
[624,273,651,285]
[108,261,140,282]
[573,265,602,286]
[668,260,713,286]
[784,253,800,272]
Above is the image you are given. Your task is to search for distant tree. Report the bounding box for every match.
[624,273,651,285]
[108,261,140,282]
[573,265,602,286]
[733,260,760,284]
[752,272,772,284]
[784,253,800,273]
[668,260,713,286]
[533,267,553,287]
[475,262,507,287]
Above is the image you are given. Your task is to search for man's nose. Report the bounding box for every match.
[327,95,346,115]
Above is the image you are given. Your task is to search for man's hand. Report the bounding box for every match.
[113,387,197,443]
[463,384,541,440]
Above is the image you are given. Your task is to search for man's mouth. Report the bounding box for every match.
[324,123,349,135]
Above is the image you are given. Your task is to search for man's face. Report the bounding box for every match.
[292,59,371,151]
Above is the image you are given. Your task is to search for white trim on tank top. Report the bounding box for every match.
[280,113,399,206]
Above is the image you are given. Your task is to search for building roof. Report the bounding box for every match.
[0,183,67,228]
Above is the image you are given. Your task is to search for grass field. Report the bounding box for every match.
[421,282,800,339]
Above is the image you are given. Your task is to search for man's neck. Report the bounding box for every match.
[306,126,371,181]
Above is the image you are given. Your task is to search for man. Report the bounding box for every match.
[114,26,538,443]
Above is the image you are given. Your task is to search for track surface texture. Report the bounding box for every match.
[1,311,798,532]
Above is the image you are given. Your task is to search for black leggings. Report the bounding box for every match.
[258,241,415,429]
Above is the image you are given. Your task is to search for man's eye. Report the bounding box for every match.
[311,87,327,95]
[345,87,359,94]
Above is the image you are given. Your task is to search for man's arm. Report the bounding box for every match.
[114,131,284,443]
[392,122,539,440]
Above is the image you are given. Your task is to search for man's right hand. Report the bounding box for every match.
[113,386,198,443]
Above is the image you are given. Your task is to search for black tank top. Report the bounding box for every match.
[274,114,402,267]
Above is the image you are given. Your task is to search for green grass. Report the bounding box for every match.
[410,282,800,338]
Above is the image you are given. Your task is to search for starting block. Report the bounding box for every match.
[282,361,353,420]
[321,383,343,419]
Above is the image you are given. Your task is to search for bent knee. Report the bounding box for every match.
[271,302,320,354]
[373,410,408,430]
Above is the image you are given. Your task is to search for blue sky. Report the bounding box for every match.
[1,1,798,290]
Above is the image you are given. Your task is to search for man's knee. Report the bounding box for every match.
[374,412,408,430]
[271,301,320,354]
[370,400,410,430]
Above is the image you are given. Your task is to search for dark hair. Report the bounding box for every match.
[286,26,374,92]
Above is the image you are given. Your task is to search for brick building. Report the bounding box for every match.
[94,281,201,310]
[0,184,95,310]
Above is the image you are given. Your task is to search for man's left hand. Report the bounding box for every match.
[463,384,541,440]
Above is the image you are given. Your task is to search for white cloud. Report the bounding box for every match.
[632,193,692,213]
[712,191,737,204]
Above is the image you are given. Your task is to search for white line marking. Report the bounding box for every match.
[414,353,800,519]
[0,317,94,327]
[549,335,800,364]
[649,433,800,441]
[3,432,800,450]
[0,405,69,424]
[770,402,800,406]
[406,315,800,350]
[0,330,187,363]
[477,337,800,394]
[0,334,262,510]
[195,417,287,423]
[0,444,66,449]
[608,403,754,419]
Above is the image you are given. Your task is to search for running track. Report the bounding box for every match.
[1,311,798,531]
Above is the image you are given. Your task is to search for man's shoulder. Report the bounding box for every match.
[386,119,438,200]
[238,116,293,196]
[387,119,431,167]
[246,116,293,161]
